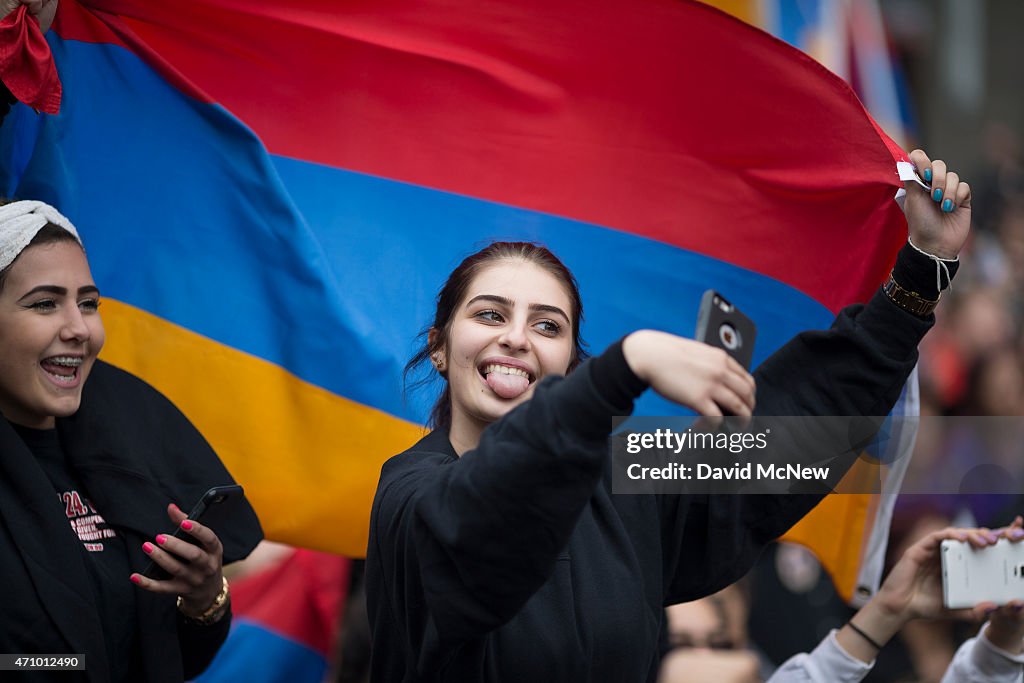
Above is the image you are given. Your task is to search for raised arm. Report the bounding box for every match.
[757,149,970,417]
[650,151,972,602]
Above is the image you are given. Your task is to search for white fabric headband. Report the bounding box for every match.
[0,200,83,272]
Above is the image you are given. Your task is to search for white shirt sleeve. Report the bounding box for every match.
[940,624,1024,683]
[766,630,874,683]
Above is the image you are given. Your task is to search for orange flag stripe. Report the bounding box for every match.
[99,298,422,557]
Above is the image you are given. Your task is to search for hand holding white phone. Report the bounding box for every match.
[942,536,1024,609]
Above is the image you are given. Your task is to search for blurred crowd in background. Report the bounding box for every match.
[919,121,1024,420]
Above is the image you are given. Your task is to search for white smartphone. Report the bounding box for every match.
[941,538,1024,609]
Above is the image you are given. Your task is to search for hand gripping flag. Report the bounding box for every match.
[701,0,919,605]
[1,1,913,606]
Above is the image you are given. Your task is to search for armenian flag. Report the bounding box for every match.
[1,0,912,610]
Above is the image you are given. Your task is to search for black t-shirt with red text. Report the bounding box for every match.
[11,422,143,681]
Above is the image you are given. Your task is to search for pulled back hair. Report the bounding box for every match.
[0,198,82,293]
[405,242,588,430]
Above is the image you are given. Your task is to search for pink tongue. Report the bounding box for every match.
[41,361,73,377]
[486,371,530,399]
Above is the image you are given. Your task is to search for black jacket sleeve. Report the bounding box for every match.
[58,361,263,679]
[370,354,637,644]
[658,247,937,604]
[755,250,934,417]
[178,611,232,679]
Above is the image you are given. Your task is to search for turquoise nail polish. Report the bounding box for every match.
[923,168,932,182]
[933,188,943,202]
[942,198,953,212]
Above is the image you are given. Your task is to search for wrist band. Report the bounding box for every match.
[847,621,884,651]
[178,576,230,625]
[883,271,939,317]
[907,236,958,294]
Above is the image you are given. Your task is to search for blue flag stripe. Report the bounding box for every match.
[4,36,834,424]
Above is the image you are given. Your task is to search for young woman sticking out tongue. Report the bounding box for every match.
[367,150,973,683]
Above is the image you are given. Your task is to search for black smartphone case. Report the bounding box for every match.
[694,290,757,370]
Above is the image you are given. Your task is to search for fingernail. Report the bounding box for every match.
[142,542,154,554]
[942,198,953,213]
[1010,529,1024,540]
[923,168,932,182]
[180,520,193,531]
[130,574,141,584]
[986,606,998,615]
[985,531,999,543]
[170,503,181,514]
[156,534,167,545]
[1014,604,1024,612]
[933,188,943,202]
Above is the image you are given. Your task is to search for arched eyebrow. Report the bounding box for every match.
[531,304,569,323]
[465,294,513,309]
[17,284,101,301]
[466,294,568,323]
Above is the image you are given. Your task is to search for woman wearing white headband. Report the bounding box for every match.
[0,199,262,682]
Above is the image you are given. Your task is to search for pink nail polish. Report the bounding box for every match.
[130,574,141,584]
[142,542,154,554]
[180,520,193,531]
[156,534,166,545]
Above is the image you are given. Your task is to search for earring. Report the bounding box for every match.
[433,354,445,372]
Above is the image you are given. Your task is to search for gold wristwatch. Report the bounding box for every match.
[882,271,939,317]
[178,576,230,625]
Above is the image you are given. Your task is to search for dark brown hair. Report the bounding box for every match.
[405,242,588,429]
